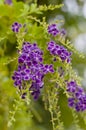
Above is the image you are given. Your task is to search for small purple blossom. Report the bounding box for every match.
[67,80,86,112]
[67,81,76,93]
[60,29,66,35]
[12,22,22,33]
[21,93,27,99]
[68,98,75,107]
[47,41,72,63]
[48,24,59,36]
[43,64,54,74]
[53,57,57,62]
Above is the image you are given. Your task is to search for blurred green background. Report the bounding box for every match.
[0,0,86,130]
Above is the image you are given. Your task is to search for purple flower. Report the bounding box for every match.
[43,64,54,74]
[48,24,59,36]
[12,22,22,33]
[31,89,40,100]
[67,81,76,93]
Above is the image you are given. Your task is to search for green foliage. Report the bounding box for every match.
[57,36,85,59]
[38,4,64,12]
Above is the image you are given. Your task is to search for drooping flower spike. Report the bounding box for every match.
[12,42,54,100]
[67,81,86,111]
[47,41,72,63]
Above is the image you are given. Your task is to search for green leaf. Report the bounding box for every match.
[0,0,4,5]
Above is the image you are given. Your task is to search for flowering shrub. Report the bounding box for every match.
[0,0,86,130]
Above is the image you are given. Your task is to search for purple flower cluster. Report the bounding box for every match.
[67,81,86,112]
[47,41,72,63]
[12,22,22,33]
[12,42,54,100]
[48,24,59,36]
[47,24,66,36]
